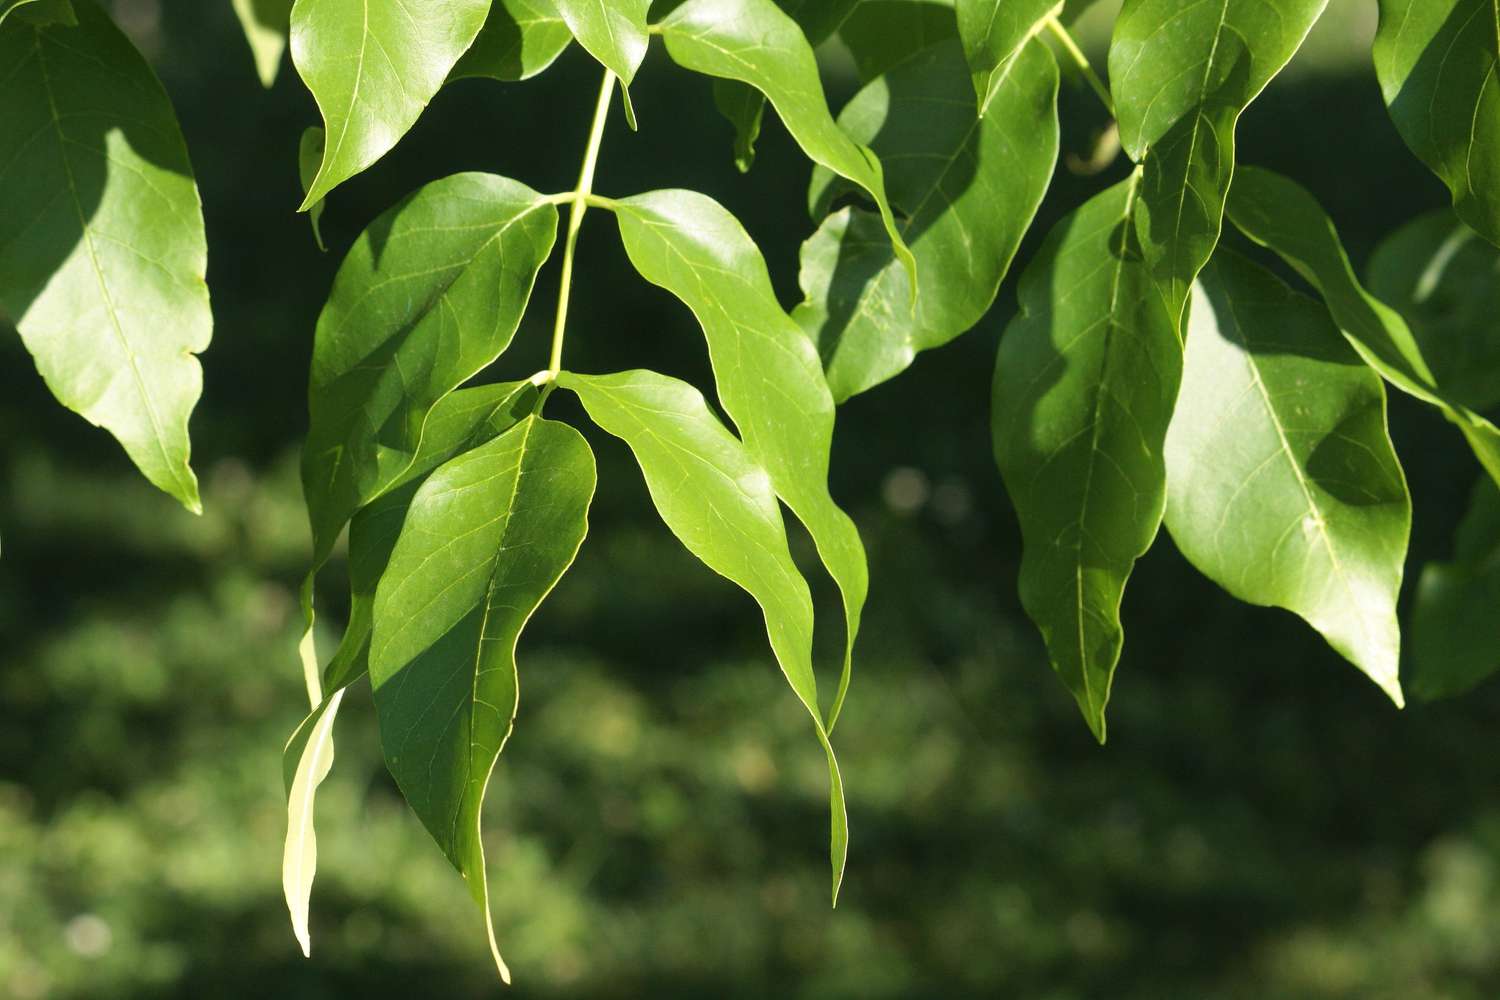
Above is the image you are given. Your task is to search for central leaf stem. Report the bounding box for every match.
[548,69,618,378]
[1045,16,1114,119]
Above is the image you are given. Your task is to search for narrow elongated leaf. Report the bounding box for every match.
[301,173,557,570]
[1226,167,1500,487]
[956,0,1058,114]
[838,0,957,83]
[232,0,292,87]
[560,369,848,899]
[1109,0,1328,324]
[1165,252,1409,705]
[452,0,571,82]
[797,38,1058,401]
[0,1,210,512]
[1412,479,1500,698]
[610,190,867,725]
[290,0,491,209]
[659,0,917,293]
[281,686,344,958]
[1374,0,1500,246]
[991,175,1180,741]
[371,415,596,983]
[552,0,648,125]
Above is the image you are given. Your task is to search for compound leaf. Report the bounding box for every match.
[1165,251,1409,706]
[560,369,848,901]
[370,415,596,983]
[0,0,210,512]
[290,0,491,209]
[991,175,1180,742]
[301,172,557,570]
[452,0,571,82]
[797,38,1057,401]
[610,189,867,726]
[1411,478,1500,699]
[1374,0,1500,246]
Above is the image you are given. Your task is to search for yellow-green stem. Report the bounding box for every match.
[1045,15,1114,119]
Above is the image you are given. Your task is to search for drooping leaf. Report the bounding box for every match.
[281,686,344,958]
[324,381,536,694]
[609,190,867,726]
[955,0,1057,114]
[451,0,571,82]
[796,38,1058,401]
[1373,0,1500,246]
[301,173,558,570]
[290,0,491,209]
[0,0,210,512]
[559,369,848,899]
[1109,0,1328,325]
[659,0,917,293]
[297,127,327,251]
[1412,478,1500,699]
[1165,251,1409,706]
[1225,167,1500,487]
[552,0,649,126]
[232,0,292,87]
[370,415,596,983]
[991,174,1180,742]
[839,0,957,83]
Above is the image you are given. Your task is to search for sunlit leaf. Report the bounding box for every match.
[1165,251,1409,706]
[280,686,344,959]
[956,0,1056,114]
[0,0,210,512]
[452,0,572,82]
[232,0,292,87]
[552,0,649,125]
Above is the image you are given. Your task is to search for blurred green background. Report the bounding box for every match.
[4,2,1500,997]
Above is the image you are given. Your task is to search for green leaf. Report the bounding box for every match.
[660,0,918,295]
[1,0,74,27]
[1412,478,1500,699]
[290,0,491,209]
[1374,0,1500,246]
[796,38,1058,401]
[1109,0,1328,325]
[559,369,848,900]
[991,174,1180,741]
[324,381,537,694]
[281,686,344,958]
[301,173,558,570]
[0,0,210,513]
[777,0,859,43]
[552,0,649,126]
[370,415,596,984]
[297,127,327,251]
[232,0,292,87]
[839,0,957,83]
[610,189,867,726]
[1165,251,1409,706]
[451,0,571,82]
[1225,167,1500,488]
[956,0,1057,115]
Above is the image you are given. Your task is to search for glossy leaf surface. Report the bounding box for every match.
[552,0,649,124]
[956,0,1057,114]
[991,176,1180,741]
[560,369,848,899]
[1165,252,1409,706]
[0,1,210,512]
[370,415,596,983]
[797,39,1058,400]
[452,0,571,82]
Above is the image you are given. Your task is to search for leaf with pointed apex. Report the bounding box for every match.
[552,0,649,126]
[991,175,1180,742]
[1412,478,1500,699]
[660,0,917,294]
[0,1,209,513]
[297,127,327,251]
[452,0,571,82]
[290,0,490,209]
[232,0,292,87]
[1374,0,1500,246]
[1109,0,1328,325]
[839,0,956,83]
[370,415,595,984]
[301,173,558,571]
[796,38,1057,401]
[610,189,867,727]
[560,369,848,900]
[281,686,344,959]
[324,381,537,694]
[1165,251,1409,706]
[956,0,1057,114]
[1226,167,1500,488]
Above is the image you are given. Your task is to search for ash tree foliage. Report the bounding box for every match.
[2,0,1500,981]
